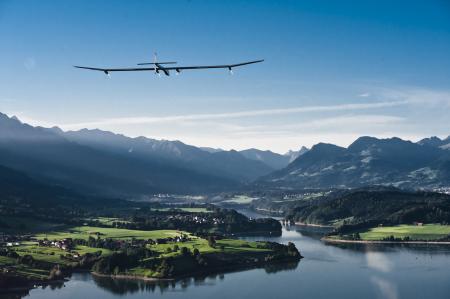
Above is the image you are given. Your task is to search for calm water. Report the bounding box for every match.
[22,212,450,299]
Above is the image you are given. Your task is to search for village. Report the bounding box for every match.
[0,231,193,264]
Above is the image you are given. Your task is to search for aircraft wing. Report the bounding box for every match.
[74,60,263,73]
[164,59,264,70]
[74,66,155,72]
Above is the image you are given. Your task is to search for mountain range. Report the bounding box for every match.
[0,112,301,196]
[1,112,449,197]
[258,136,450,190]
[418,136,450,150]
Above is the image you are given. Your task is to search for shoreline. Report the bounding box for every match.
[2,258,300,295]
[91,256,302,283]
[321,237,450,245]
[92,272,173,281]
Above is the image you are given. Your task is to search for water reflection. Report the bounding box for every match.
[90,260,300,296]
[366,251,393,273]
[14,220,450,299]
[370,276,399,299]
[325,241,450,255]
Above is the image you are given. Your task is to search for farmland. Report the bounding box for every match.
[35,227,181,241]
[359,224,450,241]
[2,224,300,285]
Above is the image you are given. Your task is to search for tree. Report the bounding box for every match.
[207,236,216,248]
[180,247,190,256]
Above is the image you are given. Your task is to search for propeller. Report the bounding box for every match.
[154,52,158,75]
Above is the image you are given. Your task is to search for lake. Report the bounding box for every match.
[23,211,450,299]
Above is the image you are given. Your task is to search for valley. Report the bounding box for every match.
[1,113,450,297]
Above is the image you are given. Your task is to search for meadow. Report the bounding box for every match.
[9,226,268,267]
[2,221,282,284]
[223,195,257,204]
[35,226,181,241]
[359,224,450,241]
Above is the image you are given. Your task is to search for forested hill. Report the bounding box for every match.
[0,165,82,206]
[0,113,239,196]
[286,189,450,226]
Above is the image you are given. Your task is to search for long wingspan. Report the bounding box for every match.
[164,59,264,70]
[74,59,263,73]
[74,66,155,72]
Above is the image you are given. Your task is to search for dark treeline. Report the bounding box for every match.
[285,189,450,226]
[106,208,281,235]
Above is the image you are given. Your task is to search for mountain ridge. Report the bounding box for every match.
[257,135,450,190]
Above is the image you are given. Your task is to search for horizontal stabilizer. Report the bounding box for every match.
[137,62,177,65]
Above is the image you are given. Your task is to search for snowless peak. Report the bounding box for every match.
[11,115,21,122]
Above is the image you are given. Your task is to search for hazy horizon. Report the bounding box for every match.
[2,111,449,155]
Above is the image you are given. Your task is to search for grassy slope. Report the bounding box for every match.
[10,226,267,266]
[148,238,269,257]
[35,226,181,241]
[3,227,180,271]
[359,224,450,241]
[133,238,270,277]
[3,226,274,280]
[13,242,112,263]
[88,217,131,225]
[0,256,50,280]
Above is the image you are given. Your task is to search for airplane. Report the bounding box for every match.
[74,52,264,77]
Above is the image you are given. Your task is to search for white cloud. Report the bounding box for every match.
[366,251,393,273]
[115,115,408,153]
[371,276,398,299]
[359,92,371,97]
[381,87,450,108]
[60,100,408,130]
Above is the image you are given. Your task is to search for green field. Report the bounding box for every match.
[89,217,131,225]
[359,224,450,241]
[135,238,270,278]
[35,226,181,241]
[223,195,257,204]
[30,226,269,262]
[2,224,275,282]
[148,237,269,257]
[0,255,53,280]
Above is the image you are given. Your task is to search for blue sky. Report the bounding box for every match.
[1,0,449,153]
